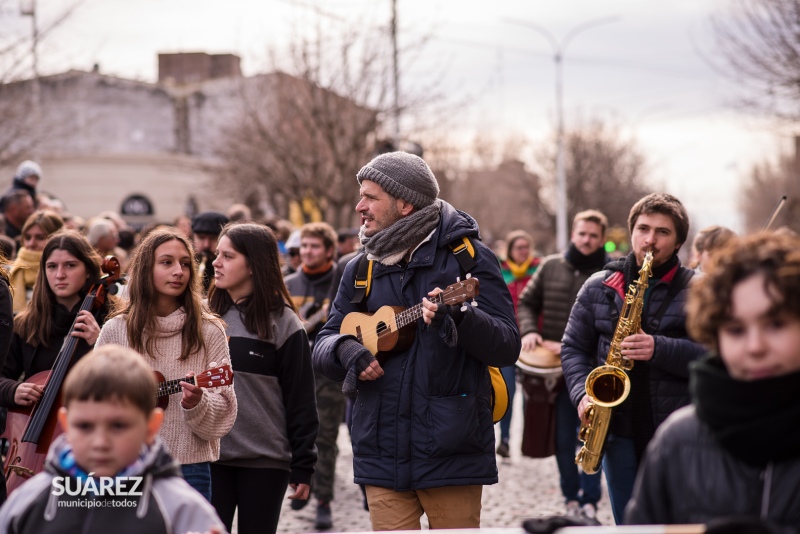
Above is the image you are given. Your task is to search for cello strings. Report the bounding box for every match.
[24,296,96,441]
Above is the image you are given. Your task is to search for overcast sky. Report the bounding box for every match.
[2,0,790,233]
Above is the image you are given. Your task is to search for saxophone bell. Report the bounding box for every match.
[585,365,631,408]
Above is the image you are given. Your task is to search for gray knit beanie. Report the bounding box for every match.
[15,160,42,181]
[356,152,439,209]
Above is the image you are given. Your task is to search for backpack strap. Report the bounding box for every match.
[351,236,476,305]
[449,236,477,276]
[350,253,373,305]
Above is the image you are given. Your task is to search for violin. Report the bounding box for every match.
[2,256,123,496]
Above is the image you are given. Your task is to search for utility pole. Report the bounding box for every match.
[505,16,619,251]
[20,0,40,108]
[390,0,400,148]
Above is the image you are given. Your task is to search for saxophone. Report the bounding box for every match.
[575,251,653,475]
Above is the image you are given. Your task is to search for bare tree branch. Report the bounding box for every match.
[215,14,451,228]
[710,0,800,119]
[533,116,652,238]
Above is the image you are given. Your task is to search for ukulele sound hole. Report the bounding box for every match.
[376,321,389,335]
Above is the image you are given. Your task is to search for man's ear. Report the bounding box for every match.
[57,407,69,432]
[147,408,164,444]
[396,199,415,217]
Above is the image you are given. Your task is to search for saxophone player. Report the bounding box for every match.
[561,193,705,524]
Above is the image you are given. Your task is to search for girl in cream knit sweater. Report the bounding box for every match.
[97,228,237,501]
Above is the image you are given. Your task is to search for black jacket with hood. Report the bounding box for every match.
[313,201,520,491]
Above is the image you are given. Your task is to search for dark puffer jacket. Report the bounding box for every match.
[626,405,800,529]
[561,257,704,430]
[517,253,603,341]
[313,201,520,491]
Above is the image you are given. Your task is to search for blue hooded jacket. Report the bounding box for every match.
[313,201,520,491]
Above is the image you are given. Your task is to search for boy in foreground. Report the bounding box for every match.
[0,344,226,533]
[626,232,800,528]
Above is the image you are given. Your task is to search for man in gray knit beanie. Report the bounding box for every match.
[356,151,439,210]
[354,151,443,253]
[313,150,520,530]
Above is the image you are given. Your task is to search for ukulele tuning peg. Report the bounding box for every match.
[471,299,478,307]
[460,304,468,312]
[456,276,461,282]
[466,273,472,279]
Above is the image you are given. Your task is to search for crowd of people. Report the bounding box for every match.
[0,154,794,534]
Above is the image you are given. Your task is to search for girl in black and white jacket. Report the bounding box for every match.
[208,223,318,534]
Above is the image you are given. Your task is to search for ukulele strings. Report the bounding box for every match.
[157,375,197,397]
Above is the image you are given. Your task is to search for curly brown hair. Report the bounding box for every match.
[687,232,800,350]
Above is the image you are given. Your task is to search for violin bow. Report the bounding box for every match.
[763,195,788,231]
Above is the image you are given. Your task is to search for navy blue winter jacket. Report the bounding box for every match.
[312,201,520,491]
[561,256,705,432]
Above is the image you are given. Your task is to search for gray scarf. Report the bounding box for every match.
[359,200,442,265]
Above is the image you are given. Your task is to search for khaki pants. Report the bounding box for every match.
[365,484,482,530]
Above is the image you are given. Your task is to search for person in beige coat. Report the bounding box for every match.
[97,228,236,501]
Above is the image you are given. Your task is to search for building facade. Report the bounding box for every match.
[0,53,289,226]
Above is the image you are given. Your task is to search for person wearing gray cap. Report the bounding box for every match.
[0,160,41,211]
[191,211,229,294]
[312,151,520,530]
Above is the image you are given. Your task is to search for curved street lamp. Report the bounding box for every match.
[505,16,620,251]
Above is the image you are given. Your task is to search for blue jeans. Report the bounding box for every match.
[601,434,638,524]
[181,462,212,502]
[555,387,602,506]
[498,365,517,441]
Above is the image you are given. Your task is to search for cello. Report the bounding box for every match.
[2,256,123,496]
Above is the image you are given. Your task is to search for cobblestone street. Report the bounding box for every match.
[272,391,614,533]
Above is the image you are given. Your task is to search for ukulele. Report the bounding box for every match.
[340,277,480,365]
[154,365,234,410]
[299,301,330,332]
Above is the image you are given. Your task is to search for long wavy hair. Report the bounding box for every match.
[208,223,296,339]
[15,231,102,347]
[110,228,205,360]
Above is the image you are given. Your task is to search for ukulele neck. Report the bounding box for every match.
[157,375,197,398]
[395,294,444,329]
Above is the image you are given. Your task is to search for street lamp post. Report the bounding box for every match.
[390,0,401,148]
[506,17,619,251]
[20,0,40,110]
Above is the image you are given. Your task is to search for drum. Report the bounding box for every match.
[517,344,563,459]
[516,345,563,378]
